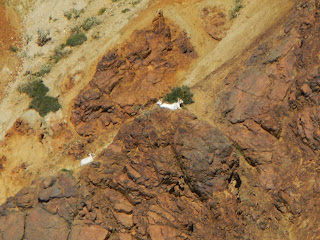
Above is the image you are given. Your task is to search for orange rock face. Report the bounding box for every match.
[216,1,320,238]
[71,14,197,137]
[0,109,240,239]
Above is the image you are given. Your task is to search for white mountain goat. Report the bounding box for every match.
[156,98,183,110]
[80,153,95,166]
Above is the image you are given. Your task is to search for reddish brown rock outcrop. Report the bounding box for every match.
[200,7,229,41]
[71,14,197,137]
[0,109,240,239]
[212,1,320,238]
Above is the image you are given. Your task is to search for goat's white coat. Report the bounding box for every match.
[80,153,95,166]
[156,99,183,110]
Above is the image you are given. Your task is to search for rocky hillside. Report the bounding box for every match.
[0,0,320,239]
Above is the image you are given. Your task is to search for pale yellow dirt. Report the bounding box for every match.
[0,0,296,203]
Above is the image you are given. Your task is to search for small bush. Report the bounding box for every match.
[73,8,84,19]
[19,80,49,98]
[82,17,101,31]
[37,29,51,46]
[60,168,73,174]
[163,86,194,104]
[19,80,61,117]
[64,11,72,20]
[231,0,243,19]
[66,32,87,46]
[121,8,130,13]
[50,44,71,63]
[10,45,18,52]
[98,7,106,15]
[36,64,52,77]
[132,0,141,7]
[30,95,61,117]
[64,8,84,20]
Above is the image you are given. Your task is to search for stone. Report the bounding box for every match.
[25,207,69,240]
[0,212,25,240]
[38,186,62,202]
[68,224,109,240]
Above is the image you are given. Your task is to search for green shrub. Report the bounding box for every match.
[60,168,73,174]
[66,32,87,46]
[19,80,49,98]
[163,86,194,104]
[64,8,84,20]
[30,95,61,117]
[132,0,141,7]
[82,17,101,31]
[73,8,84,19]
[19,80,61,117]
[36,64,52,77]
[50,44,71,63]
[64,10,72,20]
[231,0,243,19]
[37,29,51,46]
[121,8,130,13]
[10,45,18,52]
[98,7,106,15]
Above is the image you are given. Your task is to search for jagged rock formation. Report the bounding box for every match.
[71,15,196,137]
[212,1,320,238]
[0,109,239,239]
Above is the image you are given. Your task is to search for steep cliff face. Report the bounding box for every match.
[1,0,320,239]
[191,1,320,238]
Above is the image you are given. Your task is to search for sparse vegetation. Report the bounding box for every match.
[50,44,71,63]
[10,45,18,52]
[82,17,101,31]
[64,8,84,20]
[132,0,141,7]
[231,0,243,19]
[36,64,52,77]
[163,86,194,104]
[66,32,87,46]
[60,168,73,174]
[98,7,107,15]
[64,10,72,20]
[121,8,130,13]
[19,80,61,117]
[37,29,51,47]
